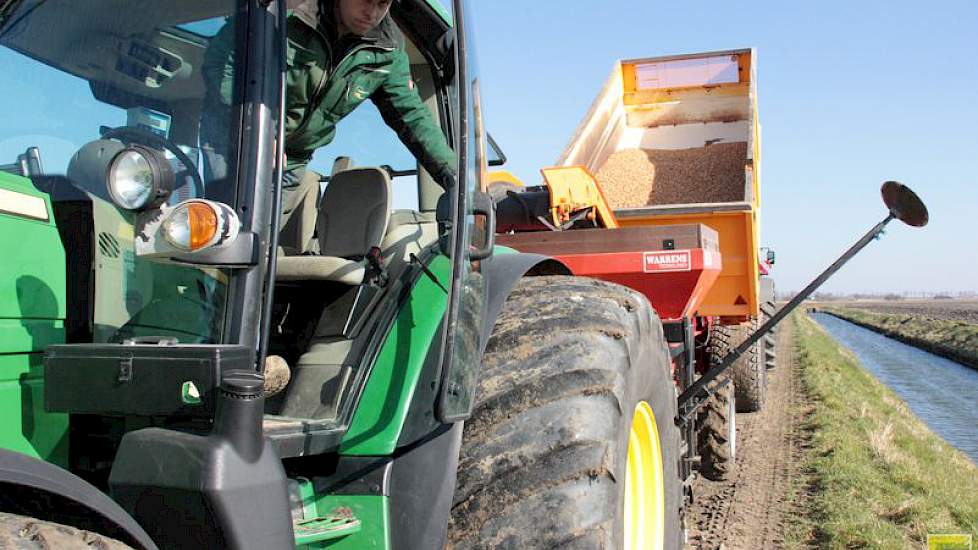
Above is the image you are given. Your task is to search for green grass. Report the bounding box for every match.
[788,313,978,548]
[823,307,978,370]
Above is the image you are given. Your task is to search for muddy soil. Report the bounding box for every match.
[833,299,978,324]
[685,320,814,549]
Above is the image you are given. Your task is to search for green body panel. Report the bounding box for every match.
[0,354,68,465]
[339,255,450,455]
[0,172,68,464]
[0,318,65,354]
[0,172,65,324]
[300,495,389,550]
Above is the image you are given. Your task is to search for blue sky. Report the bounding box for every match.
[2,2,973,294]
[471,1,978,294]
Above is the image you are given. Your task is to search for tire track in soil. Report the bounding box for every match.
[685,320,814,549]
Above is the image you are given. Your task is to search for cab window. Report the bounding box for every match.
[0,1,244,345]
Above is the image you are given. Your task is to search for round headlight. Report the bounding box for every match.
[106,146,173,210]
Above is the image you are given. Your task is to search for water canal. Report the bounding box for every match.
[810,312,978,463]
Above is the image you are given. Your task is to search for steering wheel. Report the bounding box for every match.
[101,125,206,200]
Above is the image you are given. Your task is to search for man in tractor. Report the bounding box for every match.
[202,0,457,252]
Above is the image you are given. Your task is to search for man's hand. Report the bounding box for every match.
[437,170,457,191]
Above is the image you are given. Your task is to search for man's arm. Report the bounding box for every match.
[201,18,236,109]
[372,51,457,184]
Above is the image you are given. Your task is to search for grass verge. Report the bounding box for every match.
[789,312,978,548]
[822,307,978,370]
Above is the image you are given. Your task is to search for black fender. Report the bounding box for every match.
[480,251,570,354]
[0,449,158,550]
[373,252,567,548]
[389,422,462,550]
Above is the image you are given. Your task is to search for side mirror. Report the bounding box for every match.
[766,249,776,265]
[469,190,496,261]
[435,190,496,261]
[487,133,507,167]
[436,190,453,257]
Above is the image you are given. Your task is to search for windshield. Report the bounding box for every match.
[0,0,243,344]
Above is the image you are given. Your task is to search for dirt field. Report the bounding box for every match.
[832,299,978,324]
[685,320,814,549]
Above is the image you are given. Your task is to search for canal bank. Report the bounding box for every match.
[821,307,978,370]
[788,313,978,548]
[812,312,978,462]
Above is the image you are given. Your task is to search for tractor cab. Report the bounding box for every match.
[1,0,494,547]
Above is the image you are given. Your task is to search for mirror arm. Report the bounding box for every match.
[486,133,507,167]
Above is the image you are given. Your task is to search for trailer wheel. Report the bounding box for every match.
[448,276,682,549]
[717,321,765,412]
[0,512,134,549]
[761,301,777,370]
[695,377,736,481]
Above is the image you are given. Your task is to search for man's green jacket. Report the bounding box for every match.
[202,0,456,179]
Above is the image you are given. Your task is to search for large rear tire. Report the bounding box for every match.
[0,512,134,549]
[448,276,682,549]
[695,377,736,481]
[695,325,738,480]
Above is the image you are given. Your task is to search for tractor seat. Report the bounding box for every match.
[276,167,392,285]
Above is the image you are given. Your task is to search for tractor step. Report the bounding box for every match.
[293,515,361,545]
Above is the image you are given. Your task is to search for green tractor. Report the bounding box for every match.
[0,0,683,548]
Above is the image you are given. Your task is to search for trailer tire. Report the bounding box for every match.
[717,321,765,412]
[695,377,736,481]
[448,276,682,550]
[0,512,135,550]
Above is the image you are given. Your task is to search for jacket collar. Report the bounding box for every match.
[288,0,401,50]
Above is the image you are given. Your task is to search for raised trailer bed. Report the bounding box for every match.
[557,48,763,321]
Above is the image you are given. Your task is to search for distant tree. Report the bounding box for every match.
[883,293,904,301]
[776,291,798,302]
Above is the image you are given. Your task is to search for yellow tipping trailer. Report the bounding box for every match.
[557,48,762,320]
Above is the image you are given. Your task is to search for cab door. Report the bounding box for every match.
[437,0,493,422]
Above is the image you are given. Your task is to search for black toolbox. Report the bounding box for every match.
[44,343,255,417]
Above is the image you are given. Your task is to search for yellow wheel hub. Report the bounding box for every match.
[623,401,665,550]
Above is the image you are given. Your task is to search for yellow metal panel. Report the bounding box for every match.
[487,170,525,188]
[616,209,759,317]
[621,62,637,95]
[623,81,750,106]
[540,166,619,229]
[621,49,751,99]
[737,53,751,85]
[754,113,762,211]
